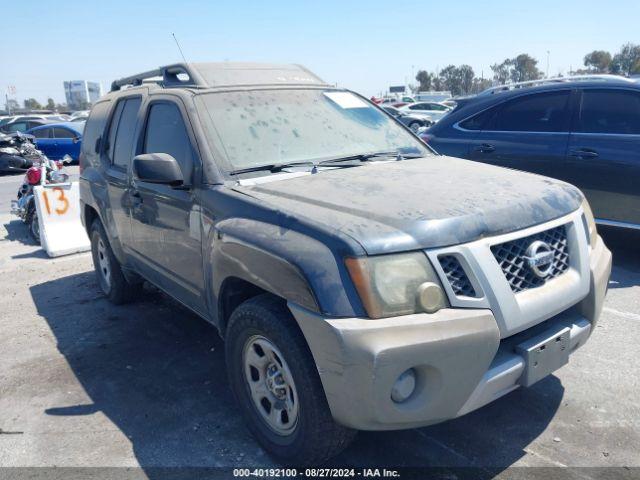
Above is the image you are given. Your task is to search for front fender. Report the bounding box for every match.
[206,217,365,327]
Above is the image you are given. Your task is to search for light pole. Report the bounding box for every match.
[546,50,550,78]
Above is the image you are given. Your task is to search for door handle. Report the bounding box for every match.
[569,149,599,159]
[473,143,495,153]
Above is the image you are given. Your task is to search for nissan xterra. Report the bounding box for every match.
[79,62,612,464]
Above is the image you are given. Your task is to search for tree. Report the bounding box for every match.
[610,43,640,76]
[510,54,542,82]
[46,98,56,110]
[23,98,43,110]
[471,77,492,94]
[583,50,612,73]
[415,70,433,91]
[439,65,460,95]
[491,59,513,84]
[458,65,475,95]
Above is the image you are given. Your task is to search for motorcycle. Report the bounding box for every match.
[10,145,71,242]
[0,132,38,174]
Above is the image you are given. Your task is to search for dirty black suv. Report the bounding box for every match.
[80,63,612,464]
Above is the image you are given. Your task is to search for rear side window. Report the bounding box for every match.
[577,89,640,135]
[106,101,125,163]
[459,106,498,131]
[32,128,51,139]
[81,101,111,160]
[143,103,193,174]
[53,127,75,139]
[7,122,28,133]
[111,98,142,169]
[493,91,570,132]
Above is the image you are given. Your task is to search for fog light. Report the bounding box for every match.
[417,282,446,313]
[391,368,416,403]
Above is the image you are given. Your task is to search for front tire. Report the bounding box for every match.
[225,294,355,465]
[90,219,140,304]
[409,121,421,133]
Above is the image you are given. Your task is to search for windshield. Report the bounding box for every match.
[197,89,431,173]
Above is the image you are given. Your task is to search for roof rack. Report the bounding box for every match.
[111,62,329,93]
[111,63,207,92]
[479,74,635,96]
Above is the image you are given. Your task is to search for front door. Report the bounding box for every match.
[129,100,205,314]
[52,127,78,160]
[564,88,640,225]
[468,90,572,180]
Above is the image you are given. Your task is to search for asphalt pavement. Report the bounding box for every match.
[0,167,638,479]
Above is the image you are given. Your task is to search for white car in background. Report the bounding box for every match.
[400,101,452,122]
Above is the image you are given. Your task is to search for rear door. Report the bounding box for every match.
[468,90,572,179]
[128,98,205,314]
[31,127,54,157]
[101,96,142,248]
[565,88,640,225]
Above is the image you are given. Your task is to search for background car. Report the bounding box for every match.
[0,118,56,134]
[423,75,640,229]
[400,101,452,122]
[381,105,433,131]
[27,121,84,162]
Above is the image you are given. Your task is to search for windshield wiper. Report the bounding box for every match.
[318,151,423,165]
[229,161,317,176]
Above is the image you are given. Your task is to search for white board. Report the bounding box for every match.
[33,182,91,257]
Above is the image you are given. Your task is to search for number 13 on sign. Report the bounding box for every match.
[41,187,69,215]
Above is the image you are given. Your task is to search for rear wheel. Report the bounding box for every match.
[226,294,356,465]
[90,219,140,304]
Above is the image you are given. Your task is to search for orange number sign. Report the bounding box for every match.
[41,187,69,215]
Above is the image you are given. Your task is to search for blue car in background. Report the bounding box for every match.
[27,122,85,162]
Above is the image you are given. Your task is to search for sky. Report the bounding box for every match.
[3,0,638,105]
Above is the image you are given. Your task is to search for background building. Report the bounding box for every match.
[63,80,102,110]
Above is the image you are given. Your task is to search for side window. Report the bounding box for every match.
[143,102,194,176]
[112,98,142,169]
[493,91,570,132]
[577,89,640,135]
[459,106,499,131]
[106,101,125,163]
[32,128,51,139]
[53,127,76,139]
[81,101,111,159]
[7,122,28,133]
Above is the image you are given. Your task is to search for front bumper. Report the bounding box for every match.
[289,234,611,431]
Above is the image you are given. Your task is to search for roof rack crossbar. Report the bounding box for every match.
[110,63,208,92]
[479,74,635,96]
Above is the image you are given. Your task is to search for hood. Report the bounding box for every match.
[233,156,583,255]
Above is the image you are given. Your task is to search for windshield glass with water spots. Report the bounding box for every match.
[197,89,430,172]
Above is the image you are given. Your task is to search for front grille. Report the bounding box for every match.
[491,225,570,294]
[439,255,477,297]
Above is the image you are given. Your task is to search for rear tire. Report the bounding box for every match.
[225,294,356,465]
[25,202,40,244]
[90,219,140,304]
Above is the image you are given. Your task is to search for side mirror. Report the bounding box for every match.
[72,136,81,144]
[133,153,184,186]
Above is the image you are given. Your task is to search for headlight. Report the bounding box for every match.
[0,147,19,155]
[581,197,597,249]
[345,252,449,318]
